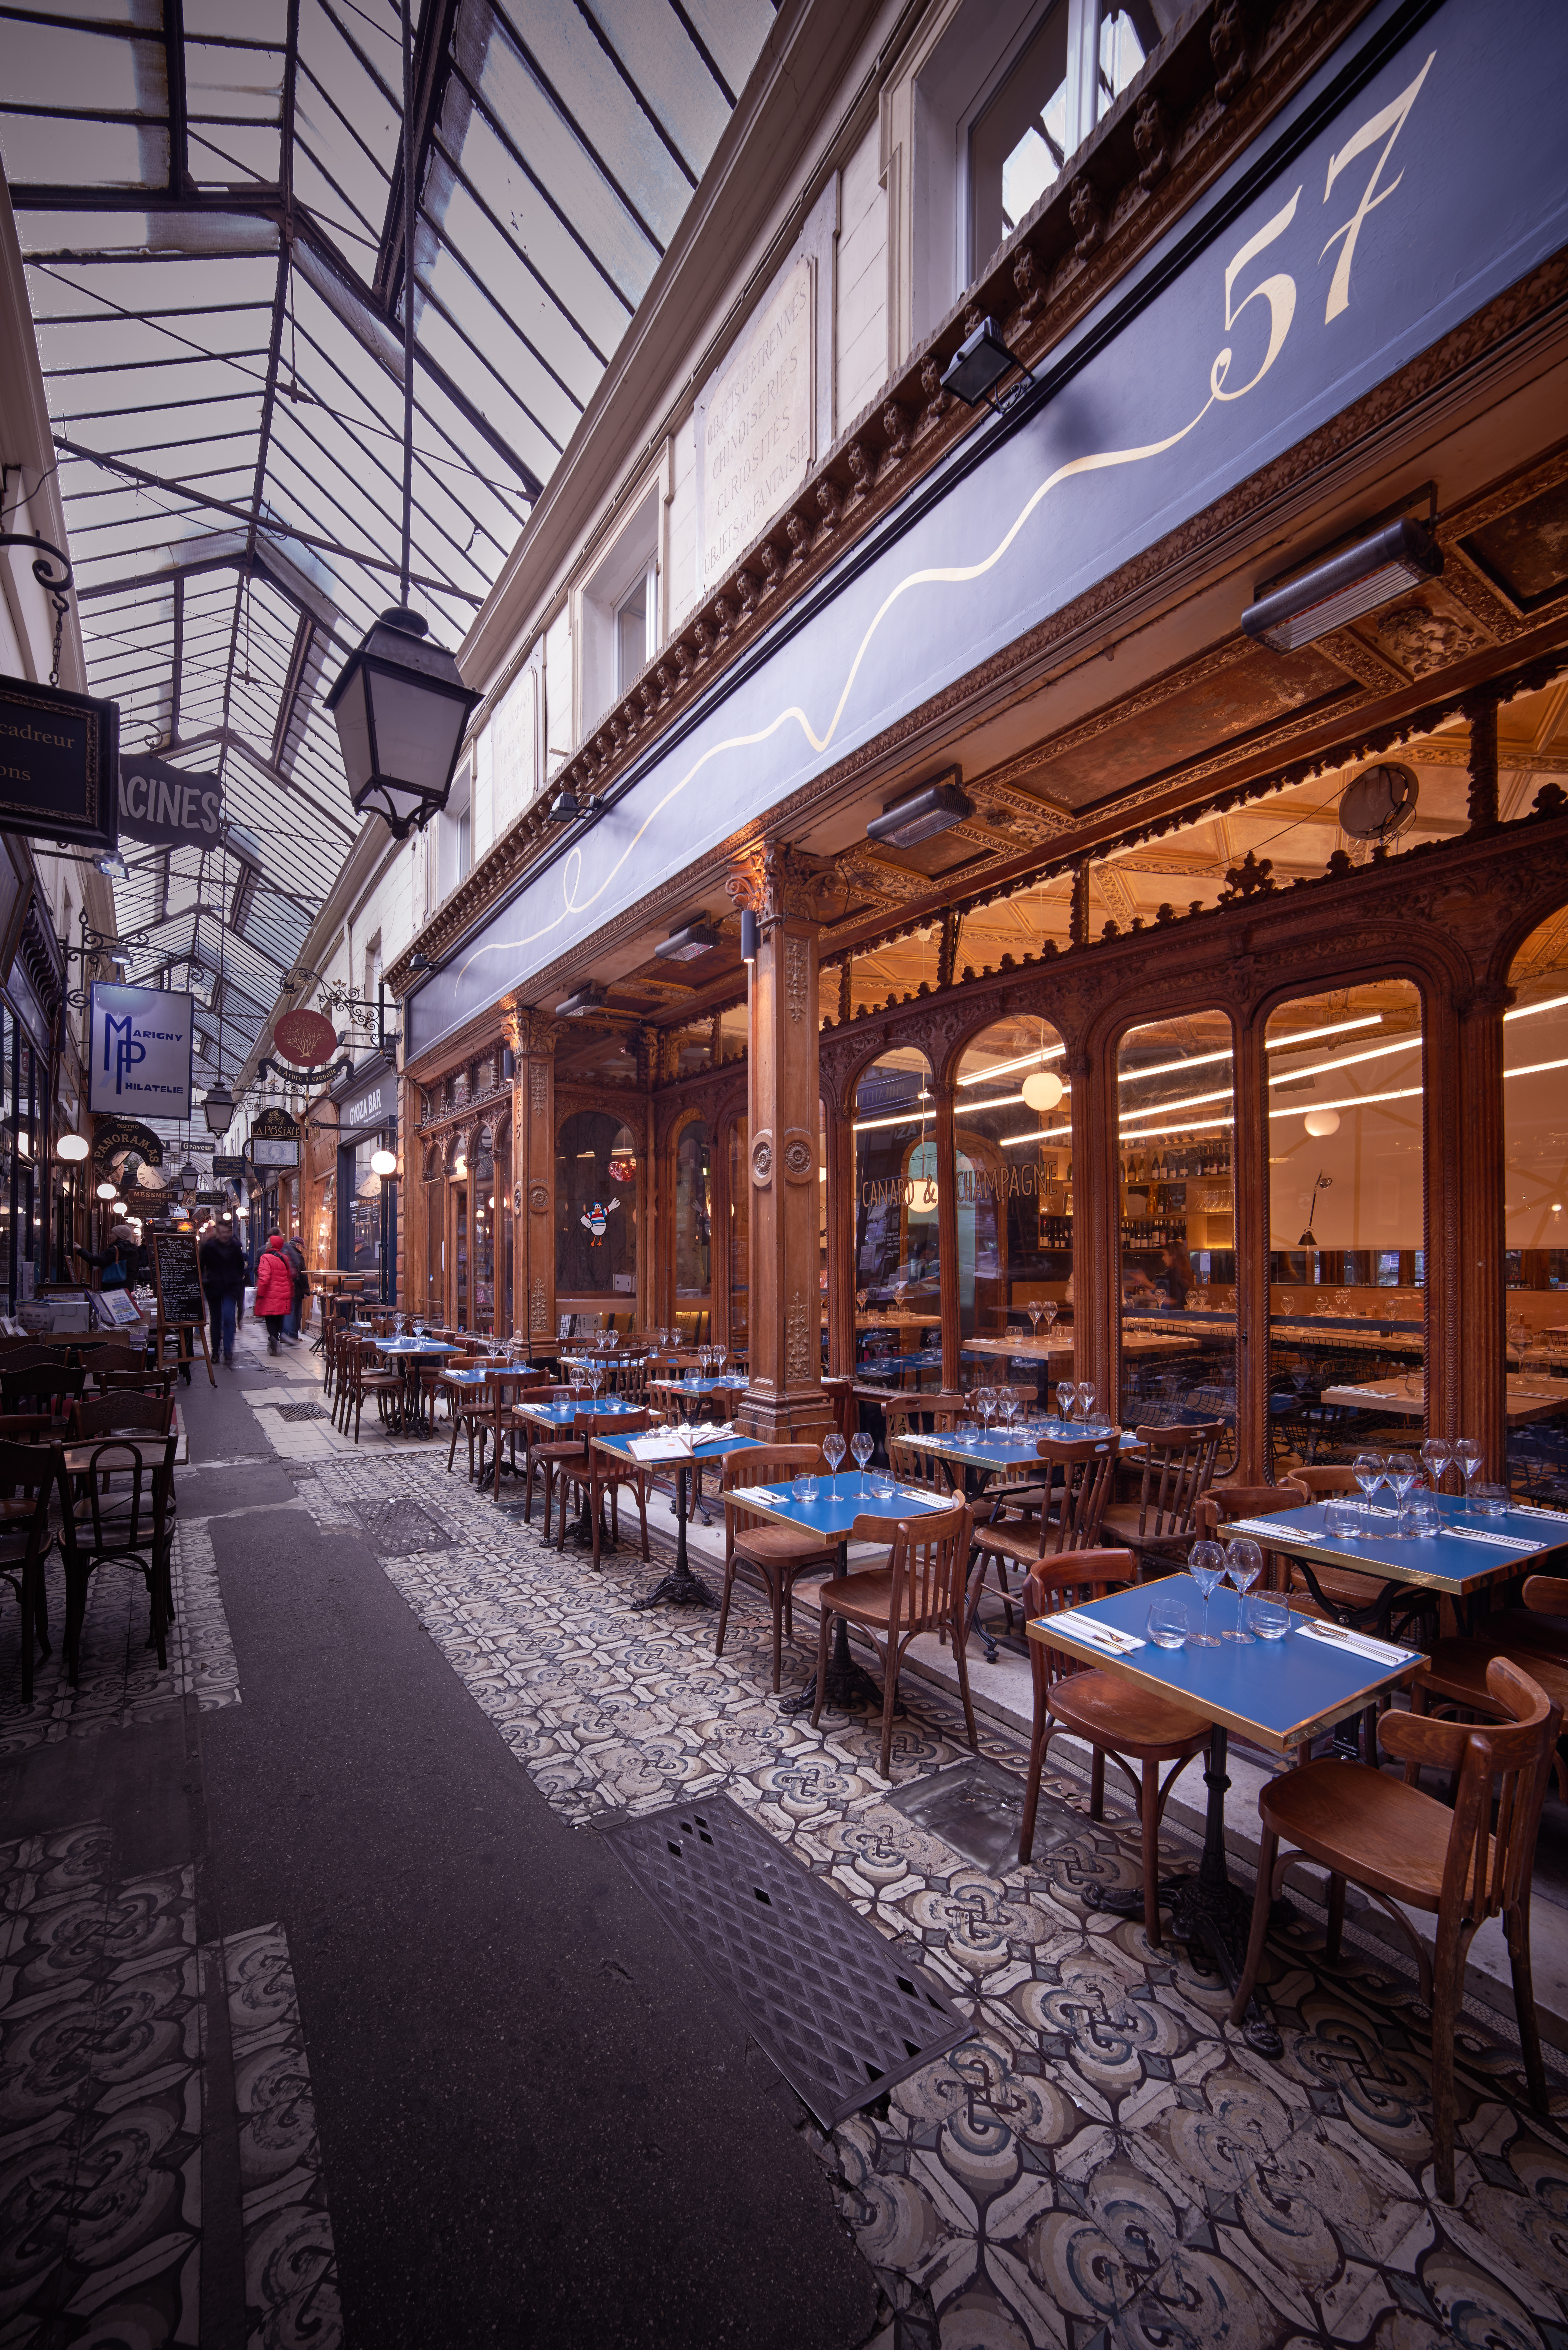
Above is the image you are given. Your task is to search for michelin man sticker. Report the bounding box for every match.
[580,1198,620,1240]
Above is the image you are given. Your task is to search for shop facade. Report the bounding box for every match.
[388,0,1568,1480]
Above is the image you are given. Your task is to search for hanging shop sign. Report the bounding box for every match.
[116,751,222,850]
[212,1154,247,1179]
[91,1116,164,1170]
[273,1006,339,1067]
[331,1050,394,1137]
[409,0,1568,1065]
[87,981,194,1120]
[0,675,118,852]
[247,1105,301,1169]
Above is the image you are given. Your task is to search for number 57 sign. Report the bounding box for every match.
[88,981,195,1121]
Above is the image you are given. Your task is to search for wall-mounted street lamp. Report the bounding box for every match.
[940,315,1036,414]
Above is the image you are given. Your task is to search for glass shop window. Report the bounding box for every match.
[1504,909,1568,1503]
[674,1119,711,1302]
[350,1140,381,1276]
[494,1124,512,1338]
[425,1162,443,1318]
[853,1049,940,1384]
[471,1139,495,1331]
[1265,979,1426,1479]
[556,1110,638,1299]
[954,1016,1072,1373]
[1117,1010,1239,1452]
[316,1174,335,1277]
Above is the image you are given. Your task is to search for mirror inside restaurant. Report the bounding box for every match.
[853,1048,940,1388]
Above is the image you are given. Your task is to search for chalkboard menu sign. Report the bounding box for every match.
[150,1228,205,1326]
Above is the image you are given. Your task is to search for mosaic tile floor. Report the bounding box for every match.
[296,1449,1568,2350]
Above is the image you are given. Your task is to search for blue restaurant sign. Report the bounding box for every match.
[410,0,1568,1062]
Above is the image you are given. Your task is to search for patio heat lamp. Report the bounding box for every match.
[323,0,480,838]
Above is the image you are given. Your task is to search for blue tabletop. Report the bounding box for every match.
[1218,1496,1568,1597]
[653,1374,746,1394]
[595,1429,756,1463]
[519,1396,646,1424]
[441,1363,538,1386]
[858,1349,944,1378]
[725,1473,955,1541]
[908,1424,1140,1471]
[1029,1576,1423,1752]
[377,1337,460,1357]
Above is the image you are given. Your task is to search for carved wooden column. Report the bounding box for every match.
[1231,1004,1270,1484]
[1454,981,1508,1477]
[514,1012,557,1357]
[728,845,830,1443]
[935,1078,960,1389]
[710,1114,732,1352]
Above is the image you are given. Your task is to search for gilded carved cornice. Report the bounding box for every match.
[385,0,1383,1001]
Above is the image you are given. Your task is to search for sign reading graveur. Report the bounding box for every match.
[0,675,118,851]
[87,982,194,1120]
[701,256,812,589]
[409,0,1568,1062]
[118,750,222,851]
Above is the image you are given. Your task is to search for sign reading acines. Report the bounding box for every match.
[0,675,118,852]
[117,751,222,851]
[700,255,812,590]
[87,982,194,1120]
[90,1116,164,1170]
[248,1105,301,1170]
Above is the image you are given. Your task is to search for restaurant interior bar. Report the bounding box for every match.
[2,0,1568,2343]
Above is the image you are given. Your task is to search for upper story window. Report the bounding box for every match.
[436,764,472,902]
[579,481,661,739]
[616,562,656,698]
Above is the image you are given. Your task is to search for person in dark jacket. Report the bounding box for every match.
[253,1233,294,1355]
[200,1223,247,1367]
[281,1234,308,1344]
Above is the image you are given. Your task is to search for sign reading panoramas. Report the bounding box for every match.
[408,0,1568,1064]
[701,256,812,589]
[87,982,194,1121]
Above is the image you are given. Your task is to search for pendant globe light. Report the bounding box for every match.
[323,0,481,837]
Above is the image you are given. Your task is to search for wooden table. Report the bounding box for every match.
[1030,1577,1427,2051]
[594,1426,756,1608]
[723,1471,952,1712]
[1318,1373,1568,1425]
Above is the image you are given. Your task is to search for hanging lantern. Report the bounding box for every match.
[325,610,482,839]
[370,1147,398,1178]
[202,1081,236,1136]
[96,1179,116,1201]
[56,1131,89,1162]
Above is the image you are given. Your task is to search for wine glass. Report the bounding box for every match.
[1420,1436,1453,1496]
[1385,1451,1419,1529]
[976,1385,996,1434]
[412,1316,425,1339]
[1041,1299,1059,1337]
[1454,1437,1485,1502]
[851,1431,873,1492]
[1076,1383,1096,1423]
[1027,1300,1044,1338]
[1352,1449,1386,1526]
[1223,1539,1262,1640]
[1187,1543,1227,1646]
[823,1432,846,1482]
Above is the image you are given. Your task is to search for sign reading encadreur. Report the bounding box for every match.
[117,751,223,850]
[87,981,194,1120]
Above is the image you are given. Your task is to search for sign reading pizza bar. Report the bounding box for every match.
[87,982,194,1121]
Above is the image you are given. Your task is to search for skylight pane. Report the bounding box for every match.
[423,152,603,398]
[416,237,579,450]
[1,24,166,113]
[185,38,285,119]
[0,118,169,190]
[436,103,632,356]
[188,123,284,184]
[676,0,774,103]
[498,0,692,246]
[413,303,562,486]
[577,0,727,178]
[184,0,289,37]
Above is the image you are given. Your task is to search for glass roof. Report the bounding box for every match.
[1,0,775,1115]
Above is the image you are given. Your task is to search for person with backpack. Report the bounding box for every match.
[253,1232,294,1356]
[200,1221,247,1367]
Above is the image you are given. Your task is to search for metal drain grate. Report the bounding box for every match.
[354,1499,453,1554]
[275,1401,329,1422]
[601,1793,967,2127]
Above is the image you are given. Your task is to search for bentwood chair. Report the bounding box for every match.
[0,1437,56,1702]
[1018,1551,1213,1944]
[811,1501,976,1779]
[0,1363,85,1422]
[1412,1575,1568,1799]
[60,1423,180,1683]
[338,1335,404,1443]
[584,1410,653,1569]
[1099,1419,1227,1577]
[1195,1481,1309,1590]
[966,1435,1116,1657]
[443,1356,491,1479]
[1229,1656,1562,2202]
[715,1445,838,1692]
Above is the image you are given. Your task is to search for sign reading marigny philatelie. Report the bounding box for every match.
[87,981,194,1120]
[117,751,223,851]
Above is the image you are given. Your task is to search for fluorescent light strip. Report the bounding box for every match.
[1268,1085,1422,1118]
[1505,992,1568,1021]
[956,1085,1073,1115]
[1503,1055,1568,1079]
[1001,1124,1072,1146]
[1119,1013,1384,1090]
[1120,1085,1233,1122]
[1115,1115,1234,1140]
[852,1109,928,1133]
[957,1042,1067,1086]
[1266,1034,1420,1088]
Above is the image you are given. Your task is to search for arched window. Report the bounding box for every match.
[954,1015,1071,1353]
[675,1118,711,1303]
[1504,907,1568,1494]
[854,1049,939,1379]
[556,1109,639,1301]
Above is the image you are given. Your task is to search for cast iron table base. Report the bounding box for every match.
[1089,1726,1282,2057]
[782,1537,887,1716]
[634,1461,717,1609]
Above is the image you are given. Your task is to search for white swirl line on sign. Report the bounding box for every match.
[453,388,1219,987]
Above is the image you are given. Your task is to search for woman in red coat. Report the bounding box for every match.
[253,1232,295,1355]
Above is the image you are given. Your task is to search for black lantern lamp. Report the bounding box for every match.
[202,1081,236,1136]
[322,0,481,837]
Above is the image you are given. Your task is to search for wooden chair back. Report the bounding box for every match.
[849,1501,972,1636]
[80,1343,146,1381]
[71,1431,178,1559]
[1521,1574,1568,1615]
[93,1368,176,1403]
[885,1391,969,1491]
[70,1392,175,1440]
[1022,1548,1140,1700]
[1386,1657,1561,1928]
[1,1363,85,1415]
[1128,1420,1227,1538]
[1037,1435,1117,1553]
[1196,1479,1309,1540]
[0,1436,57,1507]
[1290,1464,1359,1498]
[0,1413,57,1446]
[723,1444,821,1536]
